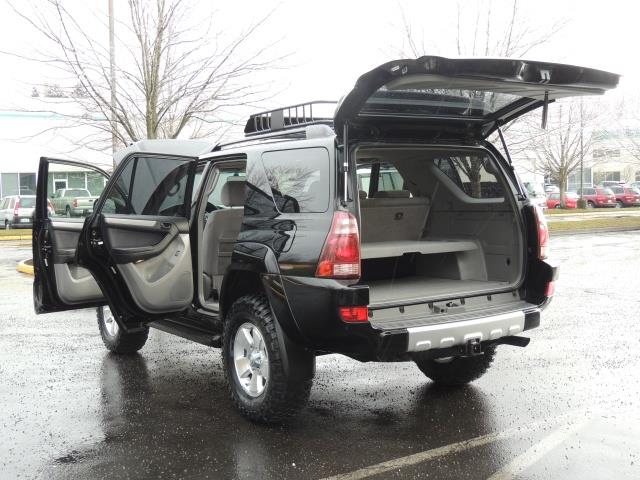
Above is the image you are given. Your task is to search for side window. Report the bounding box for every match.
[47,163,109,220]
[434,154,504,199]
[208,169,247,207]
[103,156,192,217]
[261,147,330,213]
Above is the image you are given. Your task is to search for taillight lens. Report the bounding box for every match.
[316,211,360,279]
[72,199,78,208]
[534,206,548,260]
[338,306,369,323]
[13,201,20,216]
[545,281,555,297]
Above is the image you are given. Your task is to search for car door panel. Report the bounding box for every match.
[98,214,193,314]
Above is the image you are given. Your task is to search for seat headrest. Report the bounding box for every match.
[359,190,368,200]
[373,190,411,199]
[221,179,246,207]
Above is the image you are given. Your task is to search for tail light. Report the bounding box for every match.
[338,306,369,323]
[533,205,548,260]
[47,199,54,211]
[316,211,360,279]
[13,200,20,216]
[72,199,78,208]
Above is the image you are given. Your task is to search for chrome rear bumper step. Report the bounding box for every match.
[406,310,527,352]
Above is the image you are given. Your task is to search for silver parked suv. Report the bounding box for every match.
[0,195,35,229]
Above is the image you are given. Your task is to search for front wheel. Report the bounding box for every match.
[97,306,149,354]
[586,201,595,209]
[222,294,313,423]
[412,346,496,386]
[4,221,10,230]
[615,200,623,208]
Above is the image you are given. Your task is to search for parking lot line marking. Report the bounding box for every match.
[319,413,583,480]
[486,418,588,480]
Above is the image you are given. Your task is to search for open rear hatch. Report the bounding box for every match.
[334,56,619,140]
[341,57,618,329]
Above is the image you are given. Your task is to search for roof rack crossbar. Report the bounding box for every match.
[244,100,337,137]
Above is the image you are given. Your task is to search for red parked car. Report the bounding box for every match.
[608,185,640,207]
[546,192,579,209]
[580,187,616,208]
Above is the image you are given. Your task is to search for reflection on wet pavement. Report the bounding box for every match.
[0,233,639,479]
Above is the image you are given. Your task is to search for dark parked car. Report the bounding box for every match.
[31,56,618,422]
[579,187,616,208]
[608,185,640,207]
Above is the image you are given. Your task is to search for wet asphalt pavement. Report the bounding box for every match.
[1,232,639,479]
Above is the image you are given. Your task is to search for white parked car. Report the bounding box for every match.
[0,195,36,229]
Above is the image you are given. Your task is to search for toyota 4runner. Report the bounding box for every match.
[32,57,618,423]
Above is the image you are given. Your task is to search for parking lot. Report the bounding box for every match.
[1,232,639,479]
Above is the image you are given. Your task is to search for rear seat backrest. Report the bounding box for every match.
[360,193,430,243]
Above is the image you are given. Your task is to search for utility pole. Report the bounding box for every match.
[108,0,117,168]
[578,97,586,209]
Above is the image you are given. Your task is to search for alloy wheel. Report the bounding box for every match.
[233,322,269,397]
[102,306,119,337]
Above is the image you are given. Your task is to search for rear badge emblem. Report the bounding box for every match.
[394,212,403,220]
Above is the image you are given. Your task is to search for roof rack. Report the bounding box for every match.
[244,100,337,137]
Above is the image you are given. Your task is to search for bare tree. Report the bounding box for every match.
[7,0,284,152]
[524,99,599,207]
[395,0,566,59]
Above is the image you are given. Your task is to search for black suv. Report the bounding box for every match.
[32,57,618,423]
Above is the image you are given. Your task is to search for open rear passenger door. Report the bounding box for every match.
[75,153,199,329]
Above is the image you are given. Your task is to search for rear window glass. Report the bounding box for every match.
[261,147,330,213]
[19,197,35,207]
[362,88,521,118]
[67,189,90,197]
[434,154,504,199]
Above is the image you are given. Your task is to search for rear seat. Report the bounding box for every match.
[360,190,430,243]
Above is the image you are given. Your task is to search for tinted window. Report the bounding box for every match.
[550,193,559,200]
[434,154,504,199]
[262,148,330,213]
[610,186,623,194]
[103,156,192,217]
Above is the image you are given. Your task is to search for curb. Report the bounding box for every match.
[16,259,34,276]
[0,235,31,241]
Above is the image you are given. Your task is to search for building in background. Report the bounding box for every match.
[0,109,111,199]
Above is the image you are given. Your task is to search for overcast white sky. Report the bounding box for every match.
[0,0,638,153]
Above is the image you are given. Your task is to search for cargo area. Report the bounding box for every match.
[356,147,524,308]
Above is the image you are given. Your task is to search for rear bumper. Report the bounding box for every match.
[278,273,550,361]
[9,216,33,228]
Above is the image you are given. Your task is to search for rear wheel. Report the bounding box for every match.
[413,346,496,386]
[65,206,72,217]
[554,204,561,209]
[97,306,149,354]
[586,201,595,209]
[222,294,313,423]
[4,220,10,230]
[616,200,623,208]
